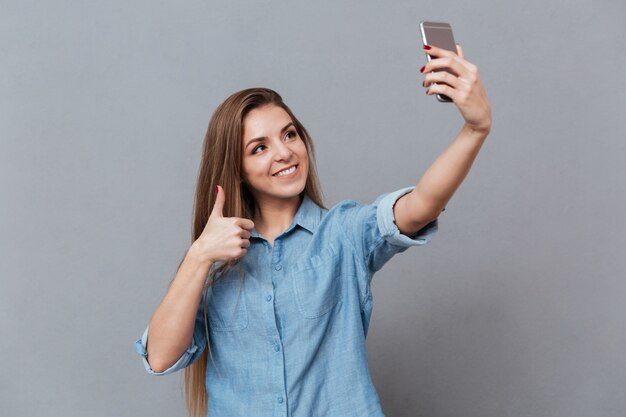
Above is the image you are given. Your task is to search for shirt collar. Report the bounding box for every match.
[293,193,322,234]
[250,193,323,238]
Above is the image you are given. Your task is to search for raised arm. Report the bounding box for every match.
[393,43,492,236]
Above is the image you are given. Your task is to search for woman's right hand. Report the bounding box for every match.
[191,185,255,264]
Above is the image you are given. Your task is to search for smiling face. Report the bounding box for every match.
[241,104,309,205]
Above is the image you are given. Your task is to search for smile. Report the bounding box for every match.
[273,164,299,178]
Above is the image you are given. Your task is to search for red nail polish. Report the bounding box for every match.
[425,89,430,94]
[423,44,431,50]
[422,80,426,87]
[420,65,425,73]
[216,185,219,193]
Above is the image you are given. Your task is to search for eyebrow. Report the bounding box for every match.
[246,122,295,149]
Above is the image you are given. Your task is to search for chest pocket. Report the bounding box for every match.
[207,274,248,332]
[291,245,342,319]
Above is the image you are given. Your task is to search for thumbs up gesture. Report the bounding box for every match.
[192,185,255,264]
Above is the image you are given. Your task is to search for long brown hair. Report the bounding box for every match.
[182,87,326,417]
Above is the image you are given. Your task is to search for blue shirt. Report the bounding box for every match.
[134,185,439,416]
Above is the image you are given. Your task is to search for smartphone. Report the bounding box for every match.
[419,21,457,103]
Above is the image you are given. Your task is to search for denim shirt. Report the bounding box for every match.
[134,186,439,417]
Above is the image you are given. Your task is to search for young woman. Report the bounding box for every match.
[134,43,491,417]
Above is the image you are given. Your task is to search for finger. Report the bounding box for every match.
[456,43,465,59]
[210,184,224,218]
[236,218,256,231]
[423,71,461,89]
[423,43,457,58]
[239,238,250,249]
[422,56,464,78]
[423,46,474,76]
[426,82,457,102]
[240,229,251,239]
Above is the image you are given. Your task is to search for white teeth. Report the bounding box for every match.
[275,166,296,176]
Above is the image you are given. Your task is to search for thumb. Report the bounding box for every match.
[456,42,465,59]
[210,185,225,218]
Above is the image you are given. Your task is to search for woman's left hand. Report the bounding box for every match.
[421,43,492,134]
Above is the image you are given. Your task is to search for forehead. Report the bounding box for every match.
[243,105,292,139]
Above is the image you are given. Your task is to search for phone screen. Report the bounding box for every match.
[420,21,457,102]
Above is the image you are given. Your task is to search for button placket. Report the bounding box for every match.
[268,239,288,414]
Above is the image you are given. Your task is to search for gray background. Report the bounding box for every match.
[2,0,625,416]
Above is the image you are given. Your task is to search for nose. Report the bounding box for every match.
[272,138,293,161]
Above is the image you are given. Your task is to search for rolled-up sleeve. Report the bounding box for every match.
[342,186,439,275]
[134,294,208,376]
[376,186,438,247]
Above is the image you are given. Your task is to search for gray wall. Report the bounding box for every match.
[2,1,625,416]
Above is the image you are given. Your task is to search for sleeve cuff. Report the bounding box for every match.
[134,325,199,376]
[375,186,439,247]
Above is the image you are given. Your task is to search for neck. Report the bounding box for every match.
[253,194,303,234]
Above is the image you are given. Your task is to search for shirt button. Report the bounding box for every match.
[277,396,284,403]
[273,344,280,352]
[274,264,282,271]
[266,295,272,302]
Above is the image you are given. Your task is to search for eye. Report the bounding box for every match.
[251,130,298,155]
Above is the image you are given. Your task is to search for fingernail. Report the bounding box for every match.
[422,80,426,87]
[423,44,431,50]
[425,89,430,95]
[420,65,425,73]
[216,185,219,193]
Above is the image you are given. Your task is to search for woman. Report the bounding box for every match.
[134,43,491,417]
